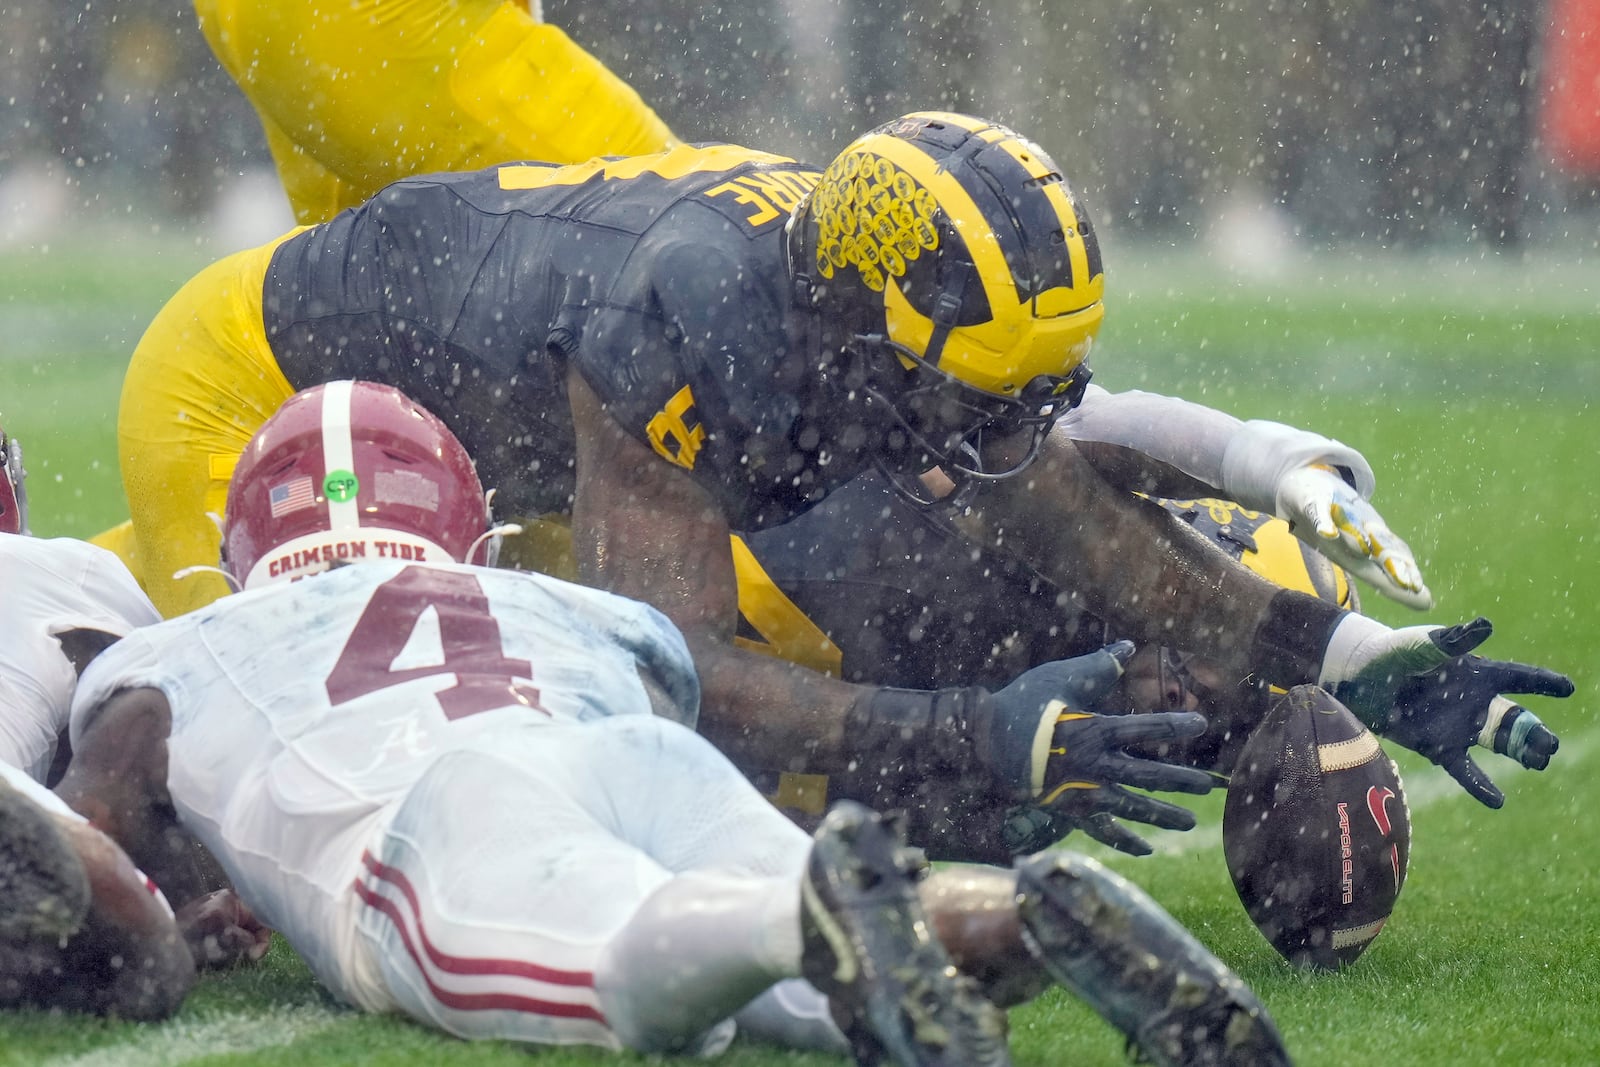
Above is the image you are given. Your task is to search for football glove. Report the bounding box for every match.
[1220,419,1430,610]
[989,643,1216,850]
[1318,614,1572,807]
[1274,465,1432,610]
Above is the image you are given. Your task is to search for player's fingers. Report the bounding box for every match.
[1430,617,1493,657]
[1301,495,1336,540]
[1062,641,1136,707]
[1482,660,1577,700]
[1076,812,1154,857]
[1327,500,1374,554]
[1294,525,1434,610]
[1444,753,1505,809]
[1478,696,1561,769]
[1102,788,1201,831]
[1344,552,1433,610]
[1103,754,1218,796]
[1049,784,1199,832]
[1098,710,1208,744]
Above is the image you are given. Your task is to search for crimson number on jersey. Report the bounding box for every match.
[326,567,546,720]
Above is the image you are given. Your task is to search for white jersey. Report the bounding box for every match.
[70,560,698,986]
[0,535,161,780]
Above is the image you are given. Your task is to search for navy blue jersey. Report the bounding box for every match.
[263,146,856,529]
[738,472,1100,688]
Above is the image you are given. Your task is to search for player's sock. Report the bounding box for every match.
[594,870,799,1053]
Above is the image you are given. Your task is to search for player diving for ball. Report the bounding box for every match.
[98,112,1572,866]
[57,381,1293,1065]
[0,423,269,1018]
[735,470,1562,858]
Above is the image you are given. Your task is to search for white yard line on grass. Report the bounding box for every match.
[37,1004,347,1067]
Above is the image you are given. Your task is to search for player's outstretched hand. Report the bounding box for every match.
[1319,615,1572,807]
[1275,465,1433,610]
[176,889,273,968]
[988,643,1216,854]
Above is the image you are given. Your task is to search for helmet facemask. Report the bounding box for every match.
[846,328,1092,483]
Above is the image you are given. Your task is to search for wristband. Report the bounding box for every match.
[843,686,996,798]
[1251,589,1348,694]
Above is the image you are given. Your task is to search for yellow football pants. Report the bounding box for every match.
[195,0,679,224]
[98,232,300,617]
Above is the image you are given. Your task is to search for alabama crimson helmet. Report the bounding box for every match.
[0,425,27,535]
[223,381,488,588]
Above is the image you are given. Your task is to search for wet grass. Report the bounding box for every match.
[1,236,1597,1065]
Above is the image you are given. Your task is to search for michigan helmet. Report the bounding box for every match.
[223,381,489,589]
[788,111,1103,478]
[0,425,27,536]
[1153,496,1360,611]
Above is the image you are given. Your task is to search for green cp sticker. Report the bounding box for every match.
[323,470,359,503]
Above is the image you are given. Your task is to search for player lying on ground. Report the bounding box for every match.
[0,424,270,1018]
[194,0,678,224]
[1,430,161,782]
[61,382,1290,1065]
[101,113,1571,864]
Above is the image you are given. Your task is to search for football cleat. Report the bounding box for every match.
[1015,850,1291,1067]
[0,778,91,943]
[801,801,1011,1067]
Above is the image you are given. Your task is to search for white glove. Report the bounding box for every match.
[1274,466,1432,610]
[1222,420,1431,610]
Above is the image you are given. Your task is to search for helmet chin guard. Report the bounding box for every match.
[851,330,1091,484]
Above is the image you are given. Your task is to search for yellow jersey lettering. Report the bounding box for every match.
[498,144,800,190]
[734,172,806,213]
[645,384,706,470]
[704,181,781,227]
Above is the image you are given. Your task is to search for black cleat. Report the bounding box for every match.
[0,778,91,942]
[1015,850,1292,1067]
[802,801,1011,1067]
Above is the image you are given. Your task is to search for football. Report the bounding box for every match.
[1222,684,1411,970]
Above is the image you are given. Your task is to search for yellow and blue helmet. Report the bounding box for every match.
[1152,496,1360,612]
[788,112,1103,479]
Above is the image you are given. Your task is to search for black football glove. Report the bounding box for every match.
[1321,615,1572,808]
[988,641,1216,853]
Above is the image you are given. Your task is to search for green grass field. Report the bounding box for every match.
[1,232,1597,1066]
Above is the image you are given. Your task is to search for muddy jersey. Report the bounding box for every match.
[264,146,846,530]
[0,536,161,780]
[737,473,1098,689]
[71,561,698,821]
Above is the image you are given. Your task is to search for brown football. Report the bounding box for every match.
[1222,684,1411,970]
